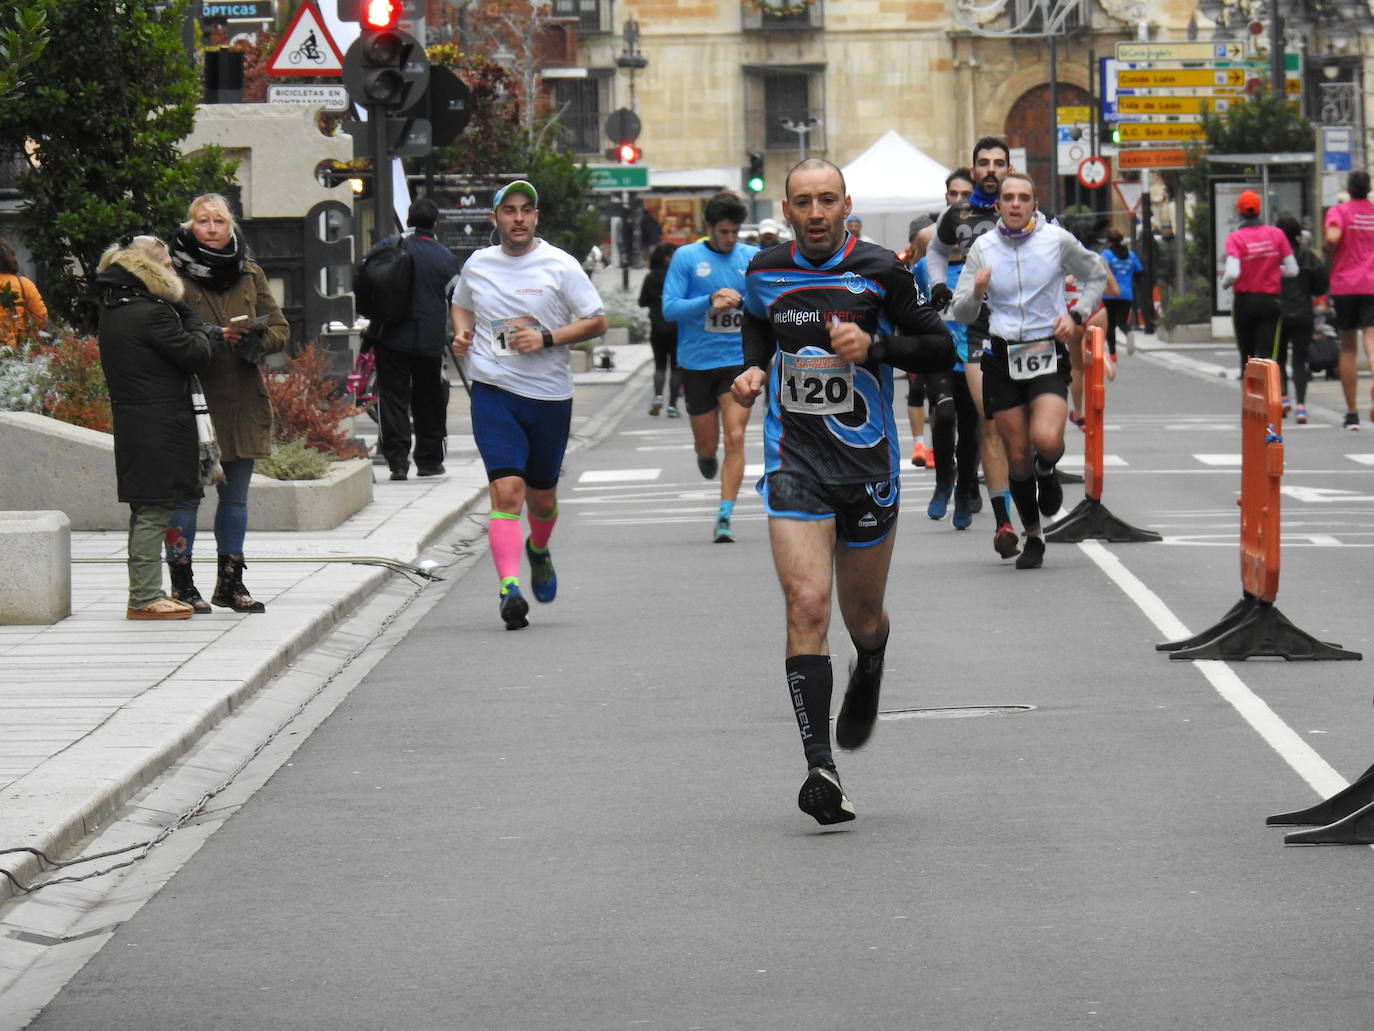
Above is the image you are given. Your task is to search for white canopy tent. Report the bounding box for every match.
[840,130,953,252]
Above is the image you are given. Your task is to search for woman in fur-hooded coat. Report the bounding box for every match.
[95,234,214,619]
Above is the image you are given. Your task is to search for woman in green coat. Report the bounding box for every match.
[166,193,290,613]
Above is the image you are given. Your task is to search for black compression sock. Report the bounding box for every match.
[1009,475,1040,533]
[991,493,1011,526]
[786,654,834,769]
[850,625,889,683]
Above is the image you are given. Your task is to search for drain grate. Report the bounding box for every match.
[878,704,1036,721]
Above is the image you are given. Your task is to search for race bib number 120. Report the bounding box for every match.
[780,352,854,415]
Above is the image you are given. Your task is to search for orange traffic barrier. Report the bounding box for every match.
[1045,325,1160,544]
[1240,358,1282,603]
[1157,357,1360,662]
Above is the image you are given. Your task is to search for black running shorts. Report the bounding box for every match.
[981,337,1070,417]
[682,365,744,416]
[761,469,899,547]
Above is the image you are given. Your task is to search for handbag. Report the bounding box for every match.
[190,375,226,486]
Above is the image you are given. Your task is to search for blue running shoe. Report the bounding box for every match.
[499,585,529,630]
[525,539,557,603]
[713,516,735,543]
[927,482,953,520]
[952,491,974,530]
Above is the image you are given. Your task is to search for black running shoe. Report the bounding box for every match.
[499,585,529,629]
[1036,469,1063,517]
[798,766,856,826]
[993,522,1020,558]
[1015,535,1046,569]
[697,455,719,479]
[835,657,882,750]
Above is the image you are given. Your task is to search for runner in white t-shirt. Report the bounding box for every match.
[451,179,608,630]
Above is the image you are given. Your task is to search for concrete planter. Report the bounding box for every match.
[0,412,373,532]
[223,458,373,532]
[1157,323,1213,343]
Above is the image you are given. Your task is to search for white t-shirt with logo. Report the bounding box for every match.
[453,240,606,401]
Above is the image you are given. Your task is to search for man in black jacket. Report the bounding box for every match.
[369,197,463,480]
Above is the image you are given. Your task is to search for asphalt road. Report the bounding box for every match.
[22,349,1374,1030]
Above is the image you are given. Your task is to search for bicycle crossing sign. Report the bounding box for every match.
[266,0,344,77]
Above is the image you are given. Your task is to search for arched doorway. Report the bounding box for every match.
[1005,83,1095,216]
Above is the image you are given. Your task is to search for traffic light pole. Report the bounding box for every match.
[370,107,394,245]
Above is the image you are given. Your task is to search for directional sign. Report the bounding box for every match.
[1118,96,1228,115]
[1117,41,1246,62]
[588,165,649,191]
[1119,122,1207,142]
[1077,156,1110,189]
[265,0,344,77]
[1119,68,1247,89]
[1118,148,1192,169]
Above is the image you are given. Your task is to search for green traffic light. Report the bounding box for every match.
[747,175,764,192]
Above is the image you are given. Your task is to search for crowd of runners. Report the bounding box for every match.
[447,146,1374,828]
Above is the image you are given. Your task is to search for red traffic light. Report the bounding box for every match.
[363,0,400,31]
[617,142,641,164]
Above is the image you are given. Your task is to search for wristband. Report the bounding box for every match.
[541,328,554,349]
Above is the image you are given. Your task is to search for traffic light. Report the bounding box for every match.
[362,0,400,31]
[617,142,642,164]
[746,152,765,193]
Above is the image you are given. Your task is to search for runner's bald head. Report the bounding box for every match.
[785,158,845,201]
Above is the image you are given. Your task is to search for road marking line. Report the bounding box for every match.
[1194,454,1242,466]
[1347,454,1374,466]
[577,469,661,483]
[1060,455,1128,467]
[1077,540,1349,805]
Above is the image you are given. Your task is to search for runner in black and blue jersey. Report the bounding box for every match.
[731,158,954,828]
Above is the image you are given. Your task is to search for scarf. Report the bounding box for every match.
[170,224,245,293]
[996,215,1037,240]
[970,186,998,210]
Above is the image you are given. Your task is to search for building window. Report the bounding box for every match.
[551,0,607,35]
[551,77,602,155]
[742,1,824,31]
[763,73,820,151]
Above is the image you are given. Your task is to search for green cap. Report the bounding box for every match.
[493,179,538,208]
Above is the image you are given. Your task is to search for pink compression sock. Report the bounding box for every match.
[527,504,558,551]
[488,511,523,584]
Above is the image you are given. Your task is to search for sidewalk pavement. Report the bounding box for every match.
[0,345,655,903]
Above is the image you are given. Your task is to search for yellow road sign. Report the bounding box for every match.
[1116,41,1245,62]
[1118,96,1228,115]
[1119,122,1207,142]
[1118,68,1247,88]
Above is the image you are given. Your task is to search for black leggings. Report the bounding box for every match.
[648,322,683,401]
[926,369,980,495]
[1103,298,1133,356]
[1278,316,1313,403]
[1231,292,1281,376]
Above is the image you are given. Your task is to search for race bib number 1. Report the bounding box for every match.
[489,316,543,359]
[780,352,854,415]
[704,308,743,333]
[1007,339,1058,380]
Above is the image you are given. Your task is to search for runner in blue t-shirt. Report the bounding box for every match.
[1100,228,1144,359]
[661,192,758,542]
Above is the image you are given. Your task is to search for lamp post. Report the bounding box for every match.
[779,116,821,163]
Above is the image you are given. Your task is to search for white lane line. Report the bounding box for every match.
[577,469,661,483]
[1347,454,1374,466]
[1194,454,1242,466]
[1060,455,1128,468]
[1077,540,1349,805]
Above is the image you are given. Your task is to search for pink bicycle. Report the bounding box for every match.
[346,346,380,424]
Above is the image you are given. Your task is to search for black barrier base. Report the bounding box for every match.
[1058,469,1084,485]
[1044,496,1163,544]
[1284,800,1374,845]
[1159,594,1363,661]
[1268,762,1374,829]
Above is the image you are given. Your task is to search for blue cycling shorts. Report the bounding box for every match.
[471,381,573,489]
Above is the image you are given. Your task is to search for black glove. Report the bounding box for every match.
[233,329,266,366]
[929,282,953,311]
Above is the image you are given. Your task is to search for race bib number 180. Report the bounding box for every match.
[780,352,854,415]
[1007,339,1058,380]
[704,308,743,333]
